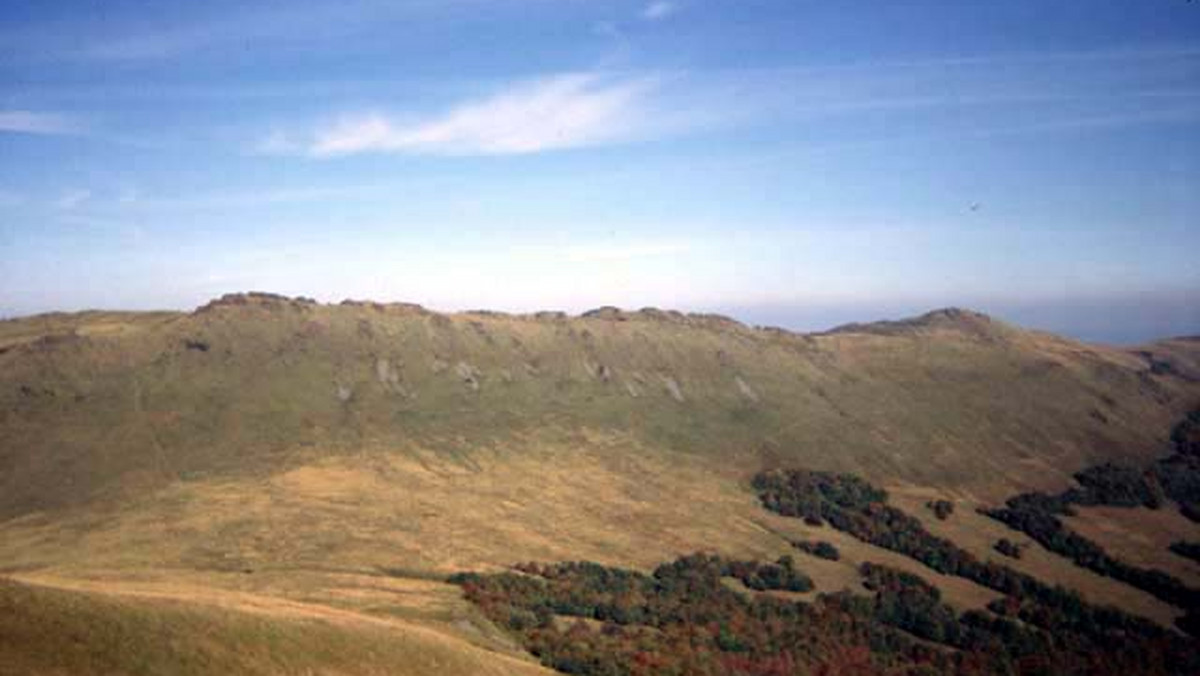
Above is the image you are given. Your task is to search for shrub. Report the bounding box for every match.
[1169,541,1200,565]
[1181,501,1200,524]
[994,538,1023,559]
[793,540,840,561]
[927,499,955,520]
[1069,463,1164,509]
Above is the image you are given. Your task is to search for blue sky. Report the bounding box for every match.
[1,0,1198,343]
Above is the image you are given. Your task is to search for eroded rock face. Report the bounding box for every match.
[375,357,412,397]
[662,375,685,403]
[582,359,613,383]
[736,376,760,403]
[456,361,481,391]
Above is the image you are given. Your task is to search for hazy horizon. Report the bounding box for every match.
[2,1,1198,344]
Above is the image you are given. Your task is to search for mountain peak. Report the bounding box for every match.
[915,307,995,327]
[823,307,1003,338]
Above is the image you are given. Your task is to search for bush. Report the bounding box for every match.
[1070,463,1164,509]
[1170,541,1200,565]
[994,538,1022,559]
[1181,501,1200,524]
[724,555,814,593]
[793,540,840,561]
[927,499,955,520]
[1171,409,1200,457]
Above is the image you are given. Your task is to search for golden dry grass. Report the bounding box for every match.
[0,575,552,676]
[1062,504,1200,587]
[888,487,1185,626]
[1,435,1194,673]
[753,509,1003,611]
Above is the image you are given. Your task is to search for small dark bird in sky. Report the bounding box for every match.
[969,202,982,212]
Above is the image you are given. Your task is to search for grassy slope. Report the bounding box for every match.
[2,297,1197,519]
[1062,503,1200,587]
[0,576,551,676]
[2,296,1199,673]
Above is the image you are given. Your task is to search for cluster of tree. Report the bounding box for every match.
[963,406,1200,633]
[791,540,839,561]
[978,421,1200,626]
[1066,463,1165,508]
[859,562,1055,661]
[993,538,1023,559]
[927,499,955,520]
[752,469,1185,642]
[451,553,1198,675]
[1152,453,1200,522]
[1171,408,1200,457]
[1169,540,1200,565]
[995,462,1169,514]
[723,555,814,593]
[983,594,1193,674]
[1001,408,1200,522]
[452,553,956,675]
[1154,406,1200,521]
[751,469,887,526]
[1182,501,1200,524]
[983,496,1200,612]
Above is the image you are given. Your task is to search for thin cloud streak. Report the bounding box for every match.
[306,73,661,157]
[240,43,1199,161]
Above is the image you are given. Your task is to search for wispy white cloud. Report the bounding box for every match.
[56,189,91,210]
[642,1,678,21]
[0,110,79,135]
[305,73,661,157]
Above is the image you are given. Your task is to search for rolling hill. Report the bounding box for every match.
[2,293,1199,674]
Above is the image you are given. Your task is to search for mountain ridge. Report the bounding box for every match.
[3,293,1198,521]
[6,293,1180,343]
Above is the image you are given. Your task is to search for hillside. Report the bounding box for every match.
[3,295,1198,517]
[0,575,550,676]
[2,294,1199,675]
